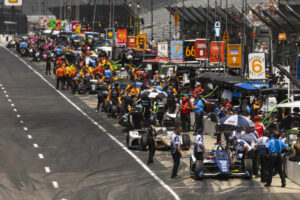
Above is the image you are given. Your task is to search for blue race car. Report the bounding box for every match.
[190,144,253,180]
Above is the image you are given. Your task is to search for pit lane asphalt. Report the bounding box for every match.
[0,46,299,200]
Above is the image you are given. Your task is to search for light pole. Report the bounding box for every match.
[241,0,247,80]
[137,0,140,35]
[129,0,132,34]
[151,0,153,40]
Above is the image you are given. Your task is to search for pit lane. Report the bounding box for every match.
[0,45,299,200]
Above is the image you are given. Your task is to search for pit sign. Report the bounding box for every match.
[170,40,184,62]
[249,53,266,79]
[5,0,22,6]
[136,34,147,51]
[227,44,242,68]
[157,42,169,58]
[184,40,196,62]
[195,39,208,60]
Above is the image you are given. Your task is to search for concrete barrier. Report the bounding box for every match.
[285,158,300,185]
[203,116,217,137]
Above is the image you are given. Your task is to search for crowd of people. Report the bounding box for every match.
[10,34,299,184]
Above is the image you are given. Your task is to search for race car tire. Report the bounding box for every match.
[141,134,148,151]
[244,158,253,179]
[111,105,118,118]
[194,160,203,180]
[126,132,130,148]
[182,134,191,150]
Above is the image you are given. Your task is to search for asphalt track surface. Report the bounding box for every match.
[0,46,299,200]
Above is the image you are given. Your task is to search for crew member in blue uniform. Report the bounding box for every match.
[170,124,183,179]
[265,134,287,187]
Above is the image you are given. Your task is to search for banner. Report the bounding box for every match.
[49,20,56,30]
[71,21,79,33]
[170,40,183,62]
[195,39,208,60]
[75,25,81,34]
[4,0,22,6]
[278,33,286,41]
[227,44,242,68]
[136,34,147,51]
[157,42,169,58]
[184,40,196,62]
[65,23,71,32]
[61,20,67,30]
[106,28,115,41]
[210,41,224,63]
[116,29,127,44]
[127,36,136,49]
[55,20,61,30]
[249,53,266,80]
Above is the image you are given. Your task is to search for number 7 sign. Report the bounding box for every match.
[170,40,183,61]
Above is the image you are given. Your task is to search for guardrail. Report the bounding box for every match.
[285,159,300,185]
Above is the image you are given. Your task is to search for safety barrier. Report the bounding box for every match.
[203,116,217,137]
[285,159,300,185]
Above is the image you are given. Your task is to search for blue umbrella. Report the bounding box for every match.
[220,115,254,127]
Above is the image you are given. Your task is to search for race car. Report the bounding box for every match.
[154,127,190,150]
[126,129,149,150]
[126,127,191,151]
[190,144,253,180]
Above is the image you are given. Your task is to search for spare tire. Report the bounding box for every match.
[194,160,203,180]
[182,134,191,150]
[244,158,253,179]
[141,134,148,151]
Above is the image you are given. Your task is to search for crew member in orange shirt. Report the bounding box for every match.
[56,67,65,90]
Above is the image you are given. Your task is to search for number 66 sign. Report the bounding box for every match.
[248,53,266,79]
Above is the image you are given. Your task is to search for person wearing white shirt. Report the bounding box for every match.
[256,135,269,182]
[229,127,246,141]
[170,125,183,179]
[194,128,205,161]
[242,128,259,176]
[231,138,253,164]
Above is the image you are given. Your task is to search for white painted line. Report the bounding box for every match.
[27,135,32,139]
[17,114,20,118]
[24,127,28,131]
[33,143,39,148]
[38,154,44,159]
[13,108,17,112]
[45,167,51,173]
[8,99,11,102]
[20,120,24,124]
[4,91,7,93]
[11,103,14,107]
[4,48,181,200]
[52,181,59,188]
[5,95,8,98]
[0,84,2,86]
[1,87,4,90]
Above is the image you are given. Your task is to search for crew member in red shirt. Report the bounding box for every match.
[180,96,192,132]
[254,115,265,137]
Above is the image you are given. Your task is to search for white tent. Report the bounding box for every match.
[277,101,300,108]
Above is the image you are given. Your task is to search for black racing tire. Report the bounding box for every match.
[194,160,203,180]
[126,132,130,148]
[244,158,253,179]
[111,105,118,118]
[190,157,194,175]
[182,134,191,150]
[141,133,148,151]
